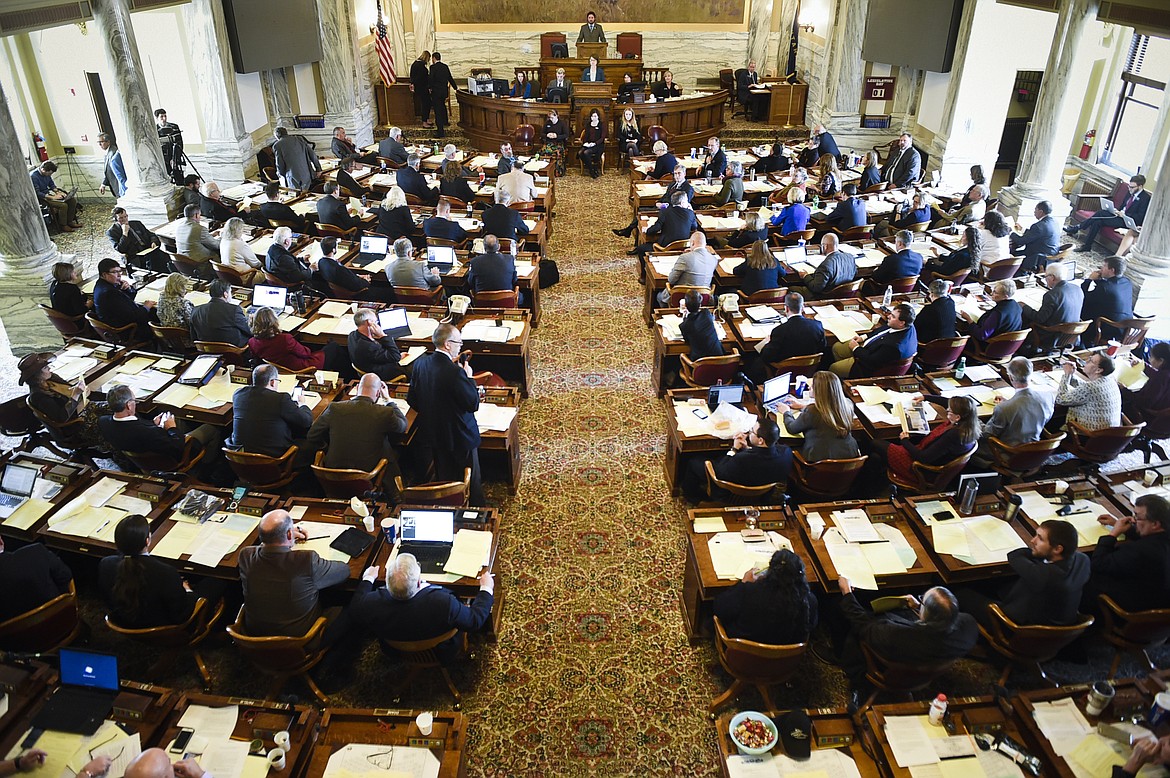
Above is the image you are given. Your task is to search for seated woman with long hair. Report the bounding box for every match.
[510,70,532,99]
[815,154,841,199]
[874,395,980,482]
[979,210,1013,266]
[774,371,860,462]
[247,307,350,375]
[373,186,414,240]
[925,225,982,282]
[157,272,194,330]
[49,261,89,317]
[439,161,477,207]
[19,351,108,451]
[726,211,768,250]
[735,240,781,296]
[859,150,881,191]
[618,108,641,158]
[219,217,264,285]
[99,514,198,628]
[714,548,818,644]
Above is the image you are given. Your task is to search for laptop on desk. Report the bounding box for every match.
[32,649,119,735]
[376,307,412,339]
[0,463,38,517]
[426,246,456,273]
[398,509,456,573]
[247,285,288,316]
[707,383,745,411]
[761,373,797,414]
[360,235,389,256]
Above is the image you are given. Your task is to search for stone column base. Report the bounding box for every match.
[1124,245,1170,290]
[0,242,66,282]
[997,180,1071,226]
[117,186,182,228]
[193,136,259,186]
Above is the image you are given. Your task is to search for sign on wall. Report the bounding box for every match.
[863,76,896,101]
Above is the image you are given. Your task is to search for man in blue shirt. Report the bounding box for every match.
[30,161,80,232]
[97,133,127,197]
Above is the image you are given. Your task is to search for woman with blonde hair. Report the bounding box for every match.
[374,185,414,240]
[815,153,841,198]
[219,217,263,285]
[859,150,881,191]
[774,371,860,462]
[734,239,781,295]
[618,107,641,158]
[770,185,811,234]
[157,272,194,330]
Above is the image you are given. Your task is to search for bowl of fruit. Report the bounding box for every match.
[729,711,778,755]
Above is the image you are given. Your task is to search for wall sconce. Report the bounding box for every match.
[799,22,815,33]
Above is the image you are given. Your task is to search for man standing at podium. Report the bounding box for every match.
[577,11,606,43]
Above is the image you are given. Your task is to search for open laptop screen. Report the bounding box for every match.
[252,285,287,310]
[59,648,119,692]
[360,235,389,255]
[427,246,456,267]
[400,510,456,543]
[377,307,409,333]
[762,373,792,406]
[1,463,38,497]
[708,384,744,406]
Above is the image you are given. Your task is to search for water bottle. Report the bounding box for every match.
[955,357,966,380]
[928,694,948,726]
[959,480,978,516]
[882,285,893,308]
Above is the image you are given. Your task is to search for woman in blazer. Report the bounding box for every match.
[49,261,88,317]
[962,280,1023,346]
[875,395,980,482]
[373,186,416,241]
[219,217,264,285]
[247,307,350,374]
[99,514,197,628]
[734,240,781,296]
[510,71,533,98]
[439,162,477,207]
[775,371,860,462]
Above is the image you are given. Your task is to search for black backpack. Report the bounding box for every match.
[538,258,560,288]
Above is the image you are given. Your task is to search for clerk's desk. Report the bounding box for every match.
[304,708,468,778]
[713,707,880,778]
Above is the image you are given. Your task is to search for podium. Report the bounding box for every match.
[576,42,607,60]
[571,82,614,127]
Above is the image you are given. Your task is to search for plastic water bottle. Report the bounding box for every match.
[882,285,893,308]
[959,480,978,516]
[928,694,948,726]
[955,357,966,379]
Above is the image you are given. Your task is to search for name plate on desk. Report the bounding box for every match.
[112,690,153,721]
[46,463,83,486]
[812,716,854,748]
[408,737,446,748]
[238,496,269,517]
[133,481,168,503]
[92,344,117,360]
[230,366,252,384]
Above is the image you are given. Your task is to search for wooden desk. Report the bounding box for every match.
[662,388,762,496]
[49,339,126,385]
[0,660,54,740]
[640,252,740,326]
[921,368,1014,420]
[845,375,937,441]
[281,498,388,583]
[427,251,542,327]
[1005,477,1128,553]
[631,177,777,209]
[754,80,809,127]
[303,708,468,778]
[713,708,880,778]
[680,506,814,642]
[0,455,94,541]
[630,149,762,180]
[650,311,738,397]
[538,56,641,89]
[37,471,177,558]
[1094,461,1170,514]
[900,492,1036,584]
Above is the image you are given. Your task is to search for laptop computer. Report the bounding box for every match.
[32,649,119,736]
[707,383,744,411]
[426,246,456,273]
[0,463,38,517]
[398,509,457,573]
[360,235,389,256]
[376,307,412,339]
[761,373,796,414]
[247,285,287,316]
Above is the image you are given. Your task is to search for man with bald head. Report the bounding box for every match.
[125,749,205,778]
[788,232,857,300]
[237,509,350,638]
[306,373,407,473]
[658,231,718,305]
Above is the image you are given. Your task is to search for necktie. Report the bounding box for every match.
[885,151,903,182]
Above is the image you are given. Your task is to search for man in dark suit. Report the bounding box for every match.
[347,308,406,381]
[423,199,470,243]
[830,303,918,379]
[868,230,924,290]
[481,189,530,244]
[317,182,362,231]
[190,280,252,347]
[684,418,792,503]
[1080,256,1134,343]
[1082,493,1170,613]
[466,235,518,294]
[428,52,458,137]
[377,126,409,164]
[306,374,407,472]
[352,553,494,662]
[108,207,168,272]
[957,519,1089,628]
[614,164,692,239]
[229,364,313,458]
[408,323,484,505]
[881,133,921,188]
[1010,201,1061,274]
[396,154,440,205]
[820,184,866,230]
[736,61,764,121]
[701,137,727,179]
[678,289,724,361]
[258,182,307,231]
[98,384,220,462]
[811,123,840,160]
[1068,174,1150,253]
[317,237,392,302]
[336,161,368,199]
[238,509,350,638]
[496,143,518,176]
[631,190,698,256]
[199,181,238,224]
[265,227,314,285]
[0,536,73,621]
[1022,261,1084,328]
[92,257,156,330]
[330,126,374,164]
[751,293,826,381]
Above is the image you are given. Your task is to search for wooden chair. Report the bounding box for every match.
[427,236,466,250]
[978,604,1094,687]
[0,581,83,653]
[438,196,469,212]
[1129,406,1170,464]
[737,288,788,305]
[981,257,1023,282]
[774,228,815,246]
[376,156,402,170]
[26,400,95,459]
[916,336,968,371]
[223,445,300,490]
[702,460,782,505]
[105,597,225,689]
[905,221,931,233]
[964,328,1030,365]
[0,396,47,452]
[267,219,302,230]
[1046,242,1074,261]
[211,262,253,286]
[833,225,873,242]
[195,340,251,367]
[644,125,671,145]
[394,285,444,305]
[86,314,146,347]
[393,468,471,506]
[404,192,425,207]
[885,275,920,294]
[985,431,1066,481]
[709,616,807,714]
[766,352,823,378]
[577,131,605,175]
[326,282,360,300]
[1093,315,1155,348]
[666,285,713,307]
[860,642,959,707]
[149,323,194,354]
[473,288,520,308]
[870,355,915,378]
[40,303,92,341]
[1097,595,1170,679]
[311,451,388,499]
[496,238,517,254]
[1062,417,1144,467]
[653,238,691,253]
[888,448,974,494]
[166,251,204,278]
[316,222,359,239]
[681,352,741,388]
[1029,320,1091,355]
[861,182,889,194]
[262,360,318,377]
[925,267,970,289]
[508,201,536,214]
[381,628,467,709]
[511,123,538,154]
[226,606,329,704]
[821,279,865,300]
[125,436,206,477]
[790,452,868,500]
[262,272,304,291]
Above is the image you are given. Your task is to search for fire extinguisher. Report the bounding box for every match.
[1079,129,1096,161]
[33,132,48,162]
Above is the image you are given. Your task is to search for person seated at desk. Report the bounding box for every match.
[1122,342,1170,424]
[701,137,727,180]
[881,133,922,189]
[498,164,538,204]
[616,72,638,103]
[715,549,817,645]
[1022,261,1084,339]
[829,302,917,379]
[307,373,407,472]
[174,205,219,280]
[122,748,203,778]
[614,165,692,240]
[963,280,1024,348]
[373,185,416,241]
[814,154,842,200]
[396,153,440,206]
[580,108,606,179]
[219,217,264,285]
[31,160,80,232]
[108,206,169,273]
[198,180,238,225]
[1083,494,1170,614]
[157,272,194,330]
[979,210,1012,266]
[630,189,698,256]
[0,528,74,623]
[932,184,987,228]
[99,383,220,462]
[858,150,881,192]
[657,231,717,305]
[249,307,346,374]
[818,184,866,231]
[441,144,472,177]
[238,508,351,639]
[1055,352,1121,431]
[618,108,641,159]
[336,158,369,199]
[318,236,393,303]
[754,142,788,176]
[683,418,792,503]
[545,68,571,102]
[646,140,680,181]
[974,357,1053,463]
[868,230,924,291]
[770,187,811,235]
[751,293,826,381]
[180,173,202,211]
[651,70,682,100]
[914,279,957,345]
[19,351,108,450]
[724,212,768,251]
[348,308,406,381]
[734,239,780,295]
[258,182,307,232]
[467,234,519,295]
[581,55,605,82]
[736,60,764,121]
[331,125,375,165]
[265,226,314,285]
[578,10,606,42]
[1114,735,1170,778]
[1066,173,1150,253]
[352,553,494,663]
[317,181,362,232]
[230,364,313,458]
[715,161,745,207]
[1081,256,1134,344]
[924,225,982,282]
[957,518,1089,629]
[678,289,723,362]
[191,279,252,347]
[491,142,517,177]
[874,192,930,239]
[1009,200,1061,274]
[389,236,442,290]
[424,199,470,245]
[773,370,860,462]
[439,162,478,208]
[541,108,569,175]
[786,233,856,301]
[872,394,979,481]
[378,125,409,164]
[93,257,156,331]
[49,260,89,317]
[510,70,533,98]
[482,188,531,244]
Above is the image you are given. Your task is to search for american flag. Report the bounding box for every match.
[375,0,396,85]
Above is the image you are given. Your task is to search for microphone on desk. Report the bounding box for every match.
[888,485,899,504]
[735,371,757,392]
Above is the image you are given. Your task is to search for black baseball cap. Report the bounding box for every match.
[779,710,812,759]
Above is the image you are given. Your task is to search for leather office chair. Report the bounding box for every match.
[26,400,94,460]
[984,431,1065,482]
[149,323,195,354]
[821,279,865,300]
[0,396,47,452]
[0,581,84,653]
[40,303,92,341]
[681,352,741,389]
[1129,406,1170,464]
[766,352,823,379]
[211,262,256,287]
[166,251,205,278]
[472,288,520,308]
[702,460,782,506]
[393,285,445,305]
[867,275,919,296]
[719,69,735,110]
[888,448,974,494]
[393,468,472,507]
[511,124,538,154]
[737,288,788,305]
[981,257,1023,282]
[194,340,251,367]
[1062,417,1144,468]
[86,314,146,347]
[915,336,968,371]
[125,436,206,477]
[223,445,300,490]
[105,597,225,689]
[666,285,713,308]
[644,125,671,145]
[790,452,868,500]
[963,329,1030,365]
[860,642,960,707]
[381,628,467,709]
[311,451,389,499]
[709,616,806,715]
[1097,595,1170,679]
[978,604,1093,687]
[226,606,330,703]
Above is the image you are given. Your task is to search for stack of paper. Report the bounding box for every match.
[152,513,258,566]
[1015,491,1111,545]
[248,235,276,256]
[323,743,440,778]
[830,508,882,542]
[741,320,781,340]
[719,255,746,273]
[707,531,790,579]
[693,515,728,533]
[1032,699,1092,757]
[962,365,1001,382]
[444,528,493,577]
[884,716,944,768]
[296,520,353,564]
[697,214,746,230]
[406,312,440,339]
[674,401,756,440]
[650,257,677,276]
[476,403,518,432]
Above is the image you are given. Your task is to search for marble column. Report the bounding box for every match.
[746,0,775,75]
[1126,85,1170,284]
[90,0,177,225]
[317,0,375,146]
[892,67,922,131]
[260,68,295,127]
[0,79,62,283]
[820,0,867,130]
[998,0,1101,223]
[413,0,435,55]
[183,0,255,183]
[921,0,978,180]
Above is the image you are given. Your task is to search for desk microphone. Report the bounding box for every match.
[735,371,757,392]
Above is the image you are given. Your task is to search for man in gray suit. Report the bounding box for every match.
[975,357,1055,464]
[174,204,218,280]
[577,11,605,42]
[377,126,409,164]
[1023,262,1084,328]
[388,236,442,289]
[881,133,921,188]
[237,509,350,639]
[788,233,857,300]
[658,232,719,305]
[306,373,407,472]
[191,280,252,347]
[273,127,321,191]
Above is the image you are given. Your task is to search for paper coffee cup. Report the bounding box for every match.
[274,730,291,750]
[381,517,396,543]
[1150,691,1170,727]
[363,515,375,533]
[1144,470,1159,487]
[1054,479,1070,495]
[416,712,434,736]
[267,748,287,771]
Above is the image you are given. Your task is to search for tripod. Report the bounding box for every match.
[160,126,203,184]
[60,149,101,199]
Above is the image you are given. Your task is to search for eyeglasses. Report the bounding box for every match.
[448,339,463,346]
